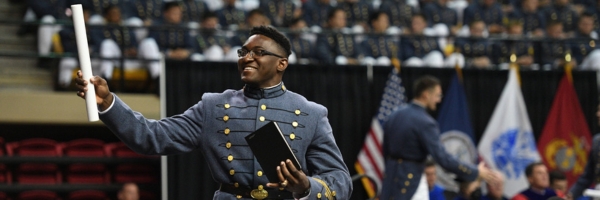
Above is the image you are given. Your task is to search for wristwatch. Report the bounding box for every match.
[294,188,311,198]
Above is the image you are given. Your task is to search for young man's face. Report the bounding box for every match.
[164,6,182,24]
[372,13,390,33]
[528,165,549,189]
[238,35,287,88]
[328,10,347,29]
[425,85,442,111]
[424,166,436,190]
[410,16,427,34]
[551,179,567,194]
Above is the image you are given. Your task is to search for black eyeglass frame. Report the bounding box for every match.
[237,48,285,59]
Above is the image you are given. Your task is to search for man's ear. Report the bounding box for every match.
[277,58,288,72]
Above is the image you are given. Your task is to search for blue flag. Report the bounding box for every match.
[435,74,478,192]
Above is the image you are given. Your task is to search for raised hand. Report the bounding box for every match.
[74,70,113,111]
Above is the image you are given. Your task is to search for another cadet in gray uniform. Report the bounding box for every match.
[380,76,499,200]
[567,104,600,200]
[75,26,352,200]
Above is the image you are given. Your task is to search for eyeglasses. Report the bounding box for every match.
[237,48,285,58]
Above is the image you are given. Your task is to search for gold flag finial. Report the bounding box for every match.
[565,53,573,83]
[509,54,521,86]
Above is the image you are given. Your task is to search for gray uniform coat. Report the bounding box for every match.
[569,134,600,199]
[380,102,479,200]
[99,83,352,199]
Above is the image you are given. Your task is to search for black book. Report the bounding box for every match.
[245,121,302,183]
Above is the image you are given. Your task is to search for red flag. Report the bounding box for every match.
[538,74,592,187]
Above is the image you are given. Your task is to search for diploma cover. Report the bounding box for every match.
[245,121,302,182]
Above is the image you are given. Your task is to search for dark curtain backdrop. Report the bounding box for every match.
[165,60,598,200]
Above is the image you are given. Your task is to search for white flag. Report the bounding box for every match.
[477,68,541,197]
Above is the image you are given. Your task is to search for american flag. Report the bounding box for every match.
[354,67,406,198]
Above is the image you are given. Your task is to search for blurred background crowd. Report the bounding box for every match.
[19,0,600,90]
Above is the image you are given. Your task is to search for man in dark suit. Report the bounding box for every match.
[511,162,564,200]
[380,75,500,200]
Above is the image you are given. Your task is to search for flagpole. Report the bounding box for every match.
[565,53,573,83]
[510,53,521,86]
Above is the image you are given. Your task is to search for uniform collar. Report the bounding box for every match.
[243,82,287,99]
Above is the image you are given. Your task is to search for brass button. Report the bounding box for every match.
[236,195,242,199]
[228,154,233,162]
[223,115,229,122]
[258,185,263,190]
[261,104,267,110]
[257,170,263,176]
[290,133,296,140]
[229,169,235,175]
[279,187,285,190]
[317,193,322,198]
[292,121,298,127]
[405,181,410,186]
[401,188,406,194]
[295,109,301,115]
[224,104,230,109]
[282,85,286,90]
[224,128,230,135]
[332,191,336,196]
[234,182,239,187]
[408,173,413,179]
[259,116,265,122]
[226,142,232,149]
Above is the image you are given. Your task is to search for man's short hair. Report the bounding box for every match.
[248,9,265,18]
[289,17,304,27]
[201,11,217,22]
[327,8,345,21]
[546,20,563,28]
[369,11,386,24]
[580,12,595,22]
[163,2,180,12]
[411,13,426,22]
[549,170,566,183]
[413,75,440,98]
[425,159,436,168]
[249,26,292,57]
[102,4,119,17]
[524,162,545,177]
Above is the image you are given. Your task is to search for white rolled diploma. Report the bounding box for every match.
[71,4,99,122]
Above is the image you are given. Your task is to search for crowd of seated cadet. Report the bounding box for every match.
[18,0,600,90]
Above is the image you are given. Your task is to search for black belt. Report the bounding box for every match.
[219,183,294,199]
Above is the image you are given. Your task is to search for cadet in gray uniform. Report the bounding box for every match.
[567,104,600,200]
[380,75,499,200]
[75,26,352,200]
